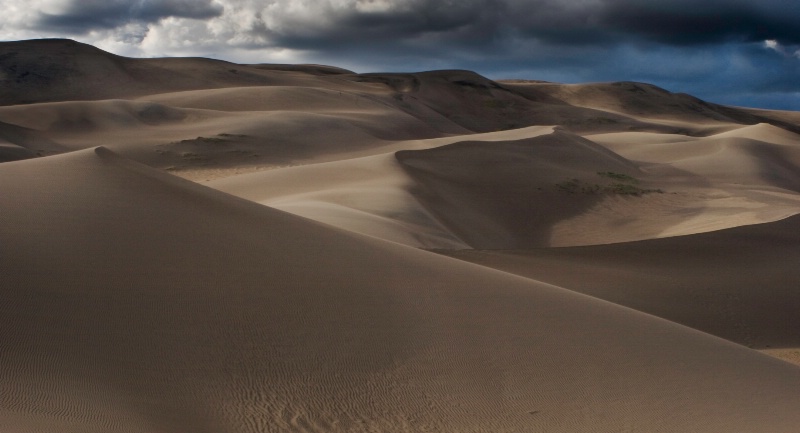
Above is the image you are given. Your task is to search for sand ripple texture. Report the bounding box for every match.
[1,147,800,433]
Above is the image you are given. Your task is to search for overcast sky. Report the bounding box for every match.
[2,0,799,110]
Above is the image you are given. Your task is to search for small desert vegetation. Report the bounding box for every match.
[556,179,602,194]
[217,133,248,139]
[180,136,227,144]
[597,171,638,183]
[555,171,663,196]
[163,133,250,147]
[154,133,257,166]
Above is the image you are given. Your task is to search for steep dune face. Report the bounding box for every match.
[207,126,559,249]
[210,152,472,249]
[0,120,64,161]
[442,213,800,348]
[394,129,684,248]
[4,148,800,433]
[582,124,800,237]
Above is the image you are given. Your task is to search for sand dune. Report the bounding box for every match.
[211,152,470,249]
[441,213,800,349]
[504,80,800,133]
[3,147,800,433]
[0,119,64,161]
[212,124,800,248]
[0,94,448,179]
[138,85,390,112]
[0,39,350,105]
[208,126,557,248]
[3,39,800,432]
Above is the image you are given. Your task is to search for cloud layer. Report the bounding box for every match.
[2,0,799,109]
[36,0,223,32]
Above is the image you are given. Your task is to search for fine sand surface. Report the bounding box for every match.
[440,214,800,349]
[4,147,800,433]
[212,124,800,248]
[3,39,800,432]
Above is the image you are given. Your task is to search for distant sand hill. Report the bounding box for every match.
[2,39,800,433]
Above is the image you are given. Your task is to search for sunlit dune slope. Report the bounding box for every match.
[209,124,800,248]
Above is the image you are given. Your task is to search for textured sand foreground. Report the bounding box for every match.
[4,147,800,433]
[2,39,800,432]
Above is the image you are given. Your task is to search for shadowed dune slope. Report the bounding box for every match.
[345,71,710,135]
[207,124,800,249]
[0,121,40,161]
[503,80,800,134]
[513,81,743,122]
[207,126,558,249]
[209,152,472,249]
[441,214,800,348]
[395,129,666,248]
[0,39,352,105]
[3,148,800,432]
[0,119,64,162]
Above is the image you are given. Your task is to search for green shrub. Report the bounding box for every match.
[554,172,663,196]
[597,171,639,183]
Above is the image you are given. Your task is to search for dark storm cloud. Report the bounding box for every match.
[245,0,800,50]
[252,0,508,50]
[341,0,497,35]
[37,0,223,33]
[600,0,800,45]
[32,0,800,49]
[260,0,601,49]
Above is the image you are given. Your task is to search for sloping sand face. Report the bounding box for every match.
[394,130,650,248]
[441,213,800,349]
[209,124,800,249]
[4,148,800,433]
